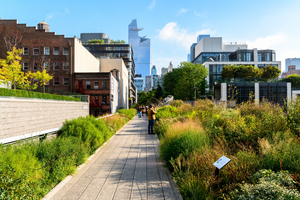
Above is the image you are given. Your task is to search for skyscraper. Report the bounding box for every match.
[128,19,151,80]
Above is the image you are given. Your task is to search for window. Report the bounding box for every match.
[94,81,99,89]
[102,81,107,89]
[23,63,29,70]
[54,47,59,55]
[102,96,107,104]
[44,62,50,70]
[33,48,39,55]
[63,62,69,70]
[33,63,38,70]
[44,47,50,55]
[54,62,59,70]
[86,81,91,90]
[63,78,69,86]
[23,47,29,55]
[53,77,59,85]
[63,48,69,55]
[258,53,262,61]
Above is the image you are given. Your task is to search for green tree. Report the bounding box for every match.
[258,65,281,79]
[155,82,163,99]
[163,62,208,100]
[280,74,300,88]
[138,90,157,105]
[222,65,259,79]
[221,65,236,79]
[0,48,34,90]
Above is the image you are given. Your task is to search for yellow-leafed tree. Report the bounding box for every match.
[32,70,53,93]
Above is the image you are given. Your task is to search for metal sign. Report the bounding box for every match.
[213,156,231,169]
[82,105,89,110]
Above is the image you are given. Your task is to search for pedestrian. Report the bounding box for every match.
[138,106,142,118]
[147,104,156,134]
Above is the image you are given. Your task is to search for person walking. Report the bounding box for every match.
[138,106,142,118]
[147,104,156,134]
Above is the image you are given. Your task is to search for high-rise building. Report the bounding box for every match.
[145,75,152,92]
[151,65,157,76]
[134,74,144,96]
[161,67,168,76]
[285,58,300,72]
[128,19,150,81]
[192,36,281,89]
[168,62,173,72]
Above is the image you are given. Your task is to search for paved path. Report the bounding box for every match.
[48,116,182,200]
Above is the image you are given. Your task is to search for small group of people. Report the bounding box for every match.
[138,105,156,134]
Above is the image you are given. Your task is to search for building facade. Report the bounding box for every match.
[128,19,150,79]
[134,74,144,96]
[82,41,136,106]
[145,75,151,92]
[285,58,300,72]
[192,37,281,89]
[281,65,300,78]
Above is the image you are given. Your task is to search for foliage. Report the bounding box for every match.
[138,90,157,106]
[259,64,281,79]
[159,120,209,170]
[155,106,178,121]
[87,39,105,44]
[232,169,300,199]
[0,48,35,90]
[287,97,300,135]
[118,108,137,120]
[111,39,126,44]
[280,74,300,88]
[221,64,280,80]
[169,100,184,107]
[155,83,163,99]
[32,69,53,89]
[0,88,80,101]
[163,62,208,100]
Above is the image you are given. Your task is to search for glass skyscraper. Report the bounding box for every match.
[128,19,151,82]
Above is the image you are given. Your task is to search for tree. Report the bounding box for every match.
[33,55,53,93]
[280,74,300,88]
[155,82,163,99]
[221,65,259,79]
[0,48,34,90]
[258,65,281,79]
[163,62,208,100]
[4,30,22,52]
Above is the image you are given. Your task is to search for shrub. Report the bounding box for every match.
[287,97,300,135]
[102,114,127,133]
[177,103,193,116]
[232,169,300,199]
[160,120,209,170]
[0,88,80,101]
[155,106,178,121]
[118,108,137,120]
[57,116,110,153]
[169,100,184,107]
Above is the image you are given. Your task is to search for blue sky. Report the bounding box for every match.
[1,0,300,74]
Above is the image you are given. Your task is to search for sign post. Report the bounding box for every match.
[213,156,231,176]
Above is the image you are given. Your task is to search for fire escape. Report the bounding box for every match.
[75,81,101,107]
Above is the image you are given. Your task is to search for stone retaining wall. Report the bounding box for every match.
[0,97,89,140]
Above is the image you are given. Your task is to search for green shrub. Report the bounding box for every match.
[0,88,80,101]
[232,169,300,199]
[102,114,128,133]
[287,97,300,135]
[155,106,178,121]
[57,116,111,153]
[177,103,193,116]
[118,108,137,120]
[159,120,209,170]
[169,100,184,107]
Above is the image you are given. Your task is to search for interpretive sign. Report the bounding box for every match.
[213,156,231,169]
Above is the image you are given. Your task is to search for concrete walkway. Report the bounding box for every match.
[48,116,182,200]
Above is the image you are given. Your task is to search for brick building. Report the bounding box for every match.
[0,20,75,92]
[281,65,300,78]
[74,72,118,116]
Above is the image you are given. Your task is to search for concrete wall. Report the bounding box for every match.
[195,37,222,57]
[74,37,100,73]
[100,59,129,109]
[0,97,89,140]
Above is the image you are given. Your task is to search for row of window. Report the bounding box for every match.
[52,77,69,86]
[85,81,107,90]
[23,47,69,56]
[22,62,69,71]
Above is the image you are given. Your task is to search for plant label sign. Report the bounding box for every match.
[213,156,231,169]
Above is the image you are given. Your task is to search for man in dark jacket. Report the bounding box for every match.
[147,104,156,134]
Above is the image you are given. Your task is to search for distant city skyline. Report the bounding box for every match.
[0,0,300,72]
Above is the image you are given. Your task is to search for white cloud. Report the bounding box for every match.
[148,0,156,10]
[157,22,213,49]
[45,14,53,21]
[176,8,187,16]
[194,11,207,18]
[65,7,70,14]
[247,33,287,49]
